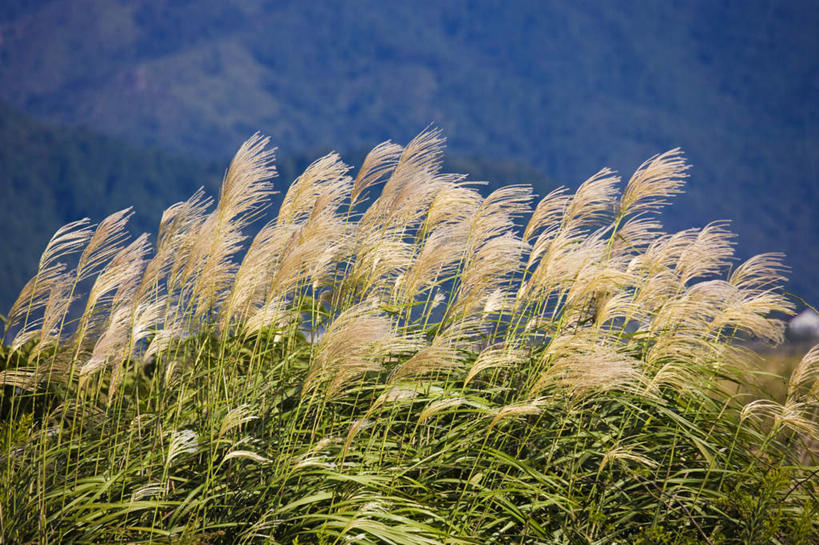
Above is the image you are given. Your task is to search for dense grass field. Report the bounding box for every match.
[1,131,817,544]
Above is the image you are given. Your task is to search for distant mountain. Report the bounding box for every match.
[0,0,816,305]
[2,2,815,169]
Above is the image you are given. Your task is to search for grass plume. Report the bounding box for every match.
[1,130,816,544]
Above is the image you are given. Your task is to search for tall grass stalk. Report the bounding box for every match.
[1,130,816,544]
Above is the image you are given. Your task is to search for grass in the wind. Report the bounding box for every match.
[1,130,817,544]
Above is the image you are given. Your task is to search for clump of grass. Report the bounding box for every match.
[1,130,816,544]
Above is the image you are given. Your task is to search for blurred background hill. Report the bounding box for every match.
[0,0,817,312]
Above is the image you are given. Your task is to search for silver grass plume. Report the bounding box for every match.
[79,234,151,382]
[452,185,532,318]
[277,152,351,226]
[388,329,464,382]
[304,301,421,400]
[351,141,403,205]
[225,151,349,329]
[35,218,95,272]
[564,168,620,230]
[675,222,736,286]
[523,186,571,243]
[188,133,276,320]
[398,222,469,304]
[221,221,296,329]
[163,188,214,294]
[530,331,644,398]
[267,193,350,299]
[619,148,688,217]
[788,344,819,402]
[28,271,76,357]
[464,345,528,386]
[7,264,67,349]
[75,234,153,354]
[359,128,446,235]
[76,208,134,281]
[6,219,93,335]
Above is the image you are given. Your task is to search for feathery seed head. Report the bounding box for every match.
[564,169,619,230]
[524,186,571,242]
[620,148,688,217]
[352,140,403,204]
[788,344,819,402]
[77,208,133,281]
